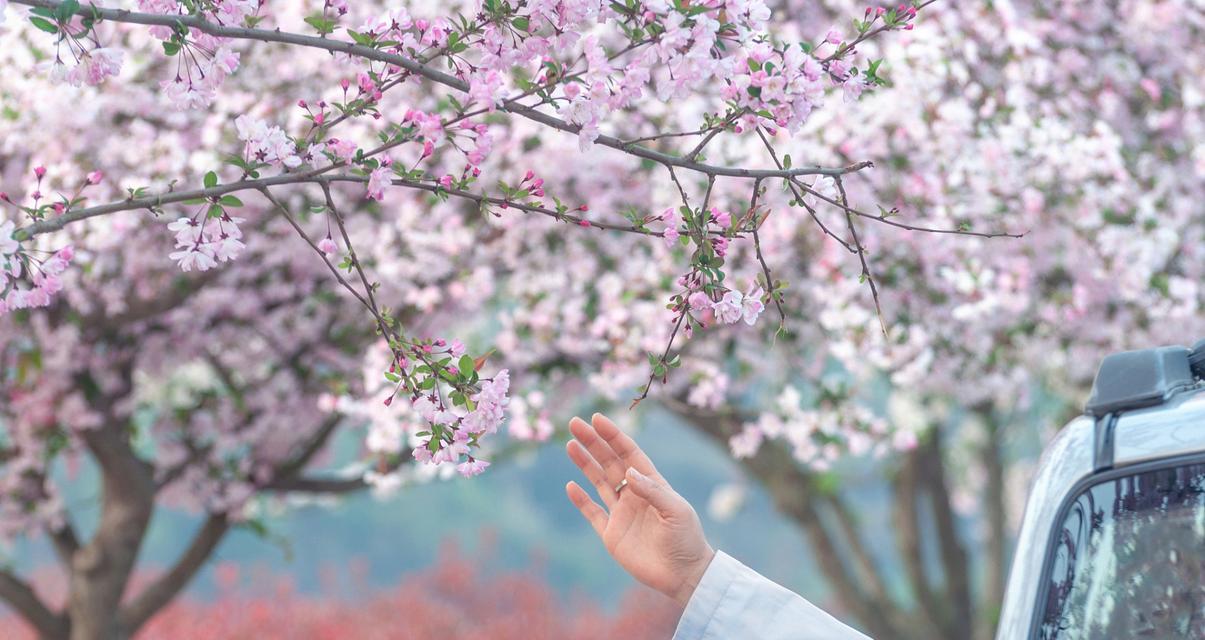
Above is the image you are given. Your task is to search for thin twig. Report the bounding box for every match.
[836,177,888,337]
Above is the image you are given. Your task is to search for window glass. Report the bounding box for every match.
[1038,461,1205,639]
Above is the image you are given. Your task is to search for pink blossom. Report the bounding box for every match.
[741,287,765,326]
[662,225,679,247]
[0,220,17,255]
[729,425,764,458]
[169,247,218,272]
[62,47,123,87]
[317,237,338,256]
[687,291,713,312]
[366,166,391,201]
[235,115,301,167]
[843,76,869,103]
[457,459,489,477]
[713,290,744,324]
[712,237,729,257]
[327,138,357,163]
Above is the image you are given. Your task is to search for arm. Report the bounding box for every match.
[564,413,871,640]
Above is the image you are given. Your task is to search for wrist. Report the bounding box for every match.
[671,545,717,607]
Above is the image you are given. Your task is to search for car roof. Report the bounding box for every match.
[995,384,1205,640]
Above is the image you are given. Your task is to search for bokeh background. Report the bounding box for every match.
[1,0,1202,638]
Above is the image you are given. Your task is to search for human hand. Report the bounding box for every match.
[564,413,715,607]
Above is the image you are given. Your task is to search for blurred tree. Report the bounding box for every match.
[0,0,1200,639]
[5,544,680,639]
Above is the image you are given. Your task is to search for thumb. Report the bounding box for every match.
[625,468,680,517]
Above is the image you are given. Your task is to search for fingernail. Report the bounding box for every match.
[627,468,644,481]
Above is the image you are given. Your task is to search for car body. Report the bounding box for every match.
[996,343,1205,639]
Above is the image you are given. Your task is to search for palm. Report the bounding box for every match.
[603,492,685,593]
[565,413,714,605]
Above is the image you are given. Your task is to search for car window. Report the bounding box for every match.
[1037,460,1205,639]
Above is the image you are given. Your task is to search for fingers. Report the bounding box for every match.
[623,468,680,518]
[566,481,607,537]
[566,439,618,508]
[569,416,626,485]
[591,413,659,477]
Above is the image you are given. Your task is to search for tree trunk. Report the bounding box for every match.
[682,409,909,639]
[980,415,1008,639]
[66,420,155,640]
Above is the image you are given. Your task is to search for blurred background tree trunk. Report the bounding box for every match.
[676,403,1017,640]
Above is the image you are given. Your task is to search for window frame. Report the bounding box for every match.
[1027,450,1205,639]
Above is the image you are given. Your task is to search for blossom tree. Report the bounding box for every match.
[6,544,681,639]
[489,2,1201,639]
[0,0,981,637]
[3,0,1196,638]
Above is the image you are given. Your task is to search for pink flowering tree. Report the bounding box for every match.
[1,0,1197,637]
[0,0,972,636]
[566,2,1199,639]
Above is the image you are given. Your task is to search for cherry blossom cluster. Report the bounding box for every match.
[359,336,510,481]
[0,233,73,314]
[141,0,248,109]
[23,0,124,87]
[166,173,246,272]
[729,384,917,469]
[4,0,964,498]
[0,166,86,315]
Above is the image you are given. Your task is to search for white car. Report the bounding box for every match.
[996,342,1205,639]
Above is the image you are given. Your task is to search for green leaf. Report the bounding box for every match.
[29,16,58,34]
[55,0,79,22]
[346,29,375,46]
[458,355,475,375]
[219,195,243,207]
[240,518,271,539]
[162,41,181,56]
[304,15,337,35]
[207,204,224,219]
[203,171,218,189]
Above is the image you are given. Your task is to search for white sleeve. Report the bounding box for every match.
[672,551,871,640]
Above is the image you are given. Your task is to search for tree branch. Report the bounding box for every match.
[836,176,889,337]
[981,413,1008,635]
[820,492,893,609]
[263,474,368,494]
[892,447,946,638]
[670,404,907,640]
[46,522,80,572]
[119,513,229,635]
[12,0,868,182]
[18,171,721,242]
[917,428,974,638]
[0,568,66,638]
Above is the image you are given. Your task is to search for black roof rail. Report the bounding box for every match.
[1085,345,1197,418]
[1084,340,1205,472]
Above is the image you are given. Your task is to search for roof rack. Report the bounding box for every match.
[1084,345,1197,417]
[1084,339,1205,472]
